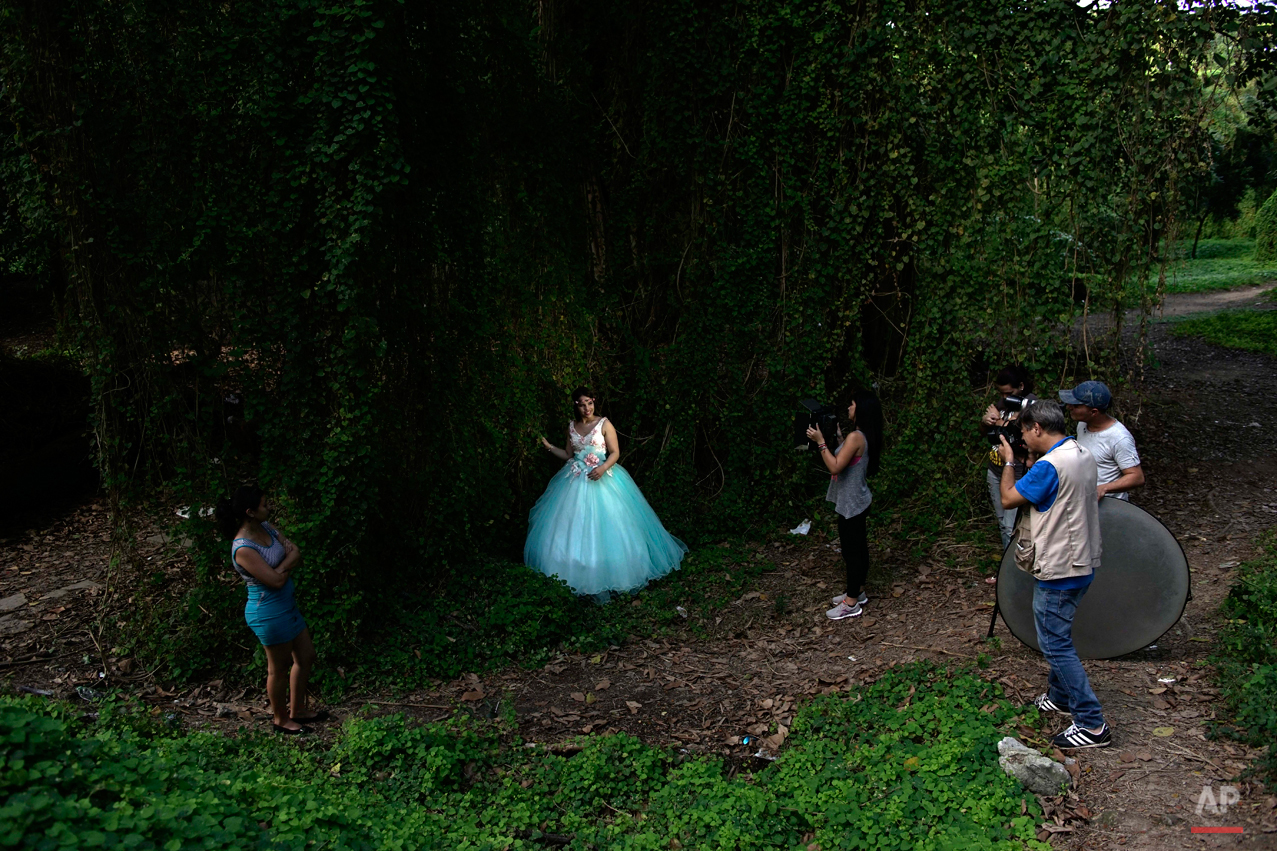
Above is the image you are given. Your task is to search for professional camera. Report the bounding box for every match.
[985,395,1032,452]
[795,398,841,452]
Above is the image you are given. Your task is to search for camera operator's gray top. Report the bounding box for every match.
[826,438,872,519]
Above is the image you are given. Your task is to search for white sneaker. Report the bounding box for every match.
[831,592,869,607]
[826,600,863,620]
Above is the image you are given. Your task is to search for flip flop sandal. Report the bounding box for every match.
[291,710,330,724]
[272,723,311,735]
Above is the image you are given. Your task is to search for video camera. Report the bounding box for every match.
[985,395,1032,453]
[795,399,841,452]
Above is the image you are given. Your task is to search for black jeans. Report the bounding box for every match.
[837,506,870,594]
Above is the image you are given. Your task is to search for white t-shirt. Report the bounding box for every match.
[1076,420,1141,500]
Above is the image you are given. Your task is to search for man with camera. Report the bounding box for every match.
[979,366,1035,548]
[1058,381,1144,501]
[997,400,1111,749]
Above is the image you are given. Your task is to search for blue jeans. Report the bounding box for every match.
[1033,582,1105,730]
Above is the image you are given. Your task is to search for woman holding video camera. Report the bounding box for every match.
[806,390,884,621]
[979,365,1036,549]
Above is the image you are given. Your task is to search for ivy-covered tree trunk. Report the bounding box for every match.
[0,0,1260,667]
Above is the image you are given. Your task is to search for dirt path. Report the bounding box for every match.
[1149,283,1274,319]
[3,287,1276,848]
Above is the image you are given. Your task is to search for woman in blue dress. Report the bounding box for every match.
[215,485,327,734]
[525,386,688,599]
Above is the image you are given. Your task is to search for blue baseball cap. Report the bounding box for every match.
[1059,381,1111,410]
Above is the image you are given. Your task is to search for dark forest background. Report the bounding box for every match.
[4,0,1277,674]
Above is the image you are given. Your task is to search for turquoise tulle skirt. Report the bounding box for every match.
[524,461,687,598]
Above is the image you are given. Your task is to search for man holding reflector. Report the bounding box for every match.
[997,400,1112,749]
[1059,380,1145,502]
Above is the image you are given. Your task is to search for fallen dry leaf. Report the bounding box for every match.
[461,688,484,701]
[595,679,610,691]
[626,701,642,715]
[570,692,585,703]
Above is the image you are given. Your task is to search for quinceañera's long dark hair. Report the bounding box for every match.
[851,390,885,478]
[214,484,264,540]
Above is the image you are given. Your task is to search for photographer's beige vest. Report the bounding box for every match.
[1013,439,1102,581]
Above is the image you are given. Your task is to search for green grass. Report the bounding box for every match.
[1171,308,1277,356]
[0,663,1051,850]
[1211,536,1277,783]
[1164,238,1277,294]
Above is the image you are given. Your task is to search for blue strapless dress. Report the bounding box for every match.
[525,418,687,598]
[231,522,307,646]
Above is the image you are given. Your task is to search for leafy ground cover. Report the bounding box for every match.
[1164,238,1277,293]
[1212,535,1277,784]
[128,504,996,696]
[130,540,773,692]
[0,663,1050,851]
[334,544,771,692]
[1169,307,1277,356]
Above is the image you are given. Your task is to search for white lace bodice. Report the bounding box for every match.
[566,417,612,478]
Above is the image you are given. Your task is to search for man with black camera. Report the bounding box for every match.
[979,366,1035,548]
[997,400,1111,749]
[1058,381,1144,501]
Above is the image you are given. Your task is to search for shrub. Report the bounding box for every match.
[1212,535,1277,782]
[1253,190,1277,261]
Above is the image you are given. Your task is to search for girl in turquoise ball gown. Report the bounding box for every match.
[525,386,688,599]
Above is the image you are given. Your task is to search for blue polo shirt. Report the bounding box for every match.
[1014,437,1095,590]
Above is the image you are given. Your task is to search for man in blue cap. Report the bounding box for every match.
[1058,381,1145,501]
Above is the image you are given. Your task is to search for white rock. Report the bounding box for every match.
[997,736,1072,796]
